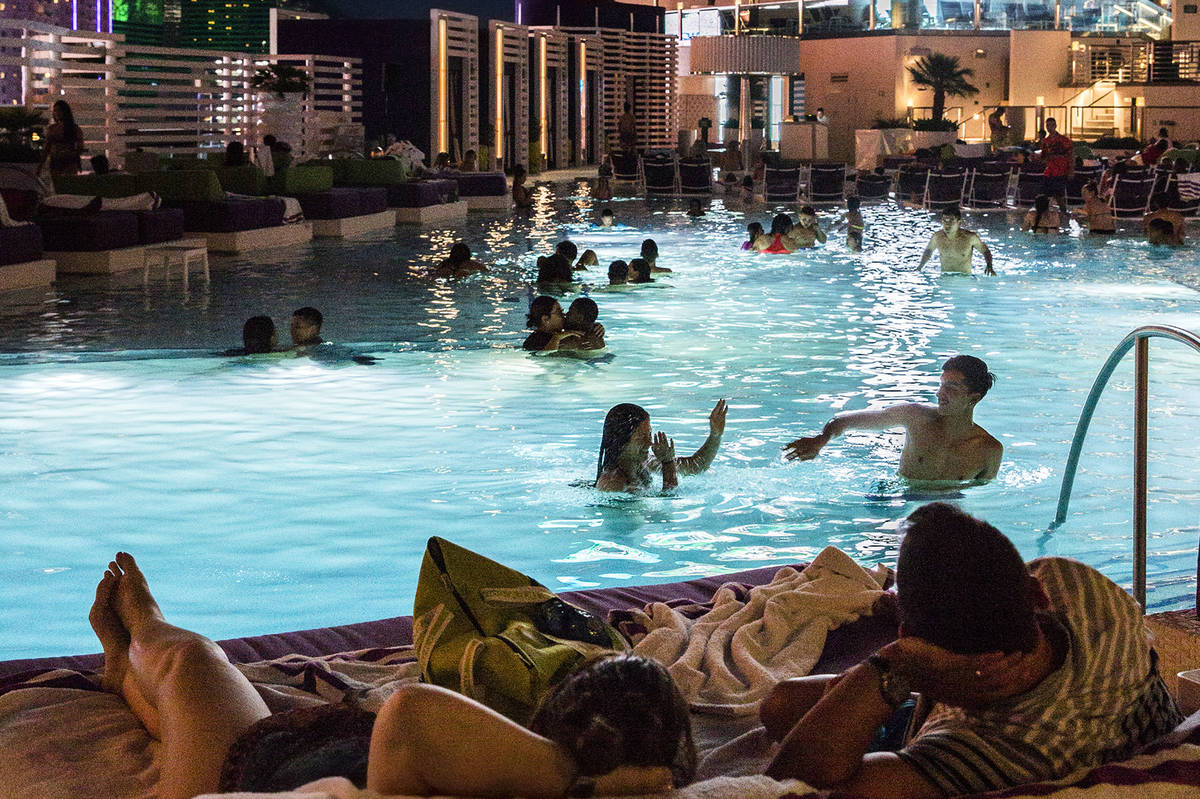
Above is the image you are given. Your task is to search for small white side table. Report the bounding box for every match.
[144,240,209,291]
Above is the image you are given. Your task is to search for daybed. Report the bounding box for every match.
[445,171,510,211]
[324,159,468,224]
[3,548,1199,799]
[36,205,187,276]
[0,222,54,292]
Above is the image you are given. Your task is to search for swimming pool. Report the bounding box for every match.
[3,184,1199,660]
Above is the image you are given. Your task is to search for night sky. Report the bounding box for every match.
[319,1,519,21]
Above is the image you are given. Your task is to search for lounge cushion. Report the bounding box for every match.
[333,158,409,187]
[453,172,508,197]
[137,170,225,204]
[177,198,285,232]
[386,179,457,208]
[52,173,141,198]
[267,164,334,196]
[0,223,43,265]
[212,164,268,196]
[356,187,388,214]
[293,188,360,220]
[37,211,140,251]
[136,207,185,245]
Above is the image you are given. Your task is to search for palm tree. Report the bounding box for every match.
[906,53,980,122]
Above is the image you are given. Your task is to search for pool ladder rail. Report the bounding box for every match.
[1052,325,1200,614]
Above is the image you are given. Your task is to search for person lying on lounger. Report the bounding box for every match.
[595,399,727,492]
[87,552,696,799]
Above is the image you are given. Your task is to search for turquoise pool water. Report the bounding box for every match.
[2,183,1199,660]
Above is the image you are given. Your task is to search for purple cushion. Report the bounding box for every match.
[37,211,140,251]
[295,188,361,220]
[0,223,43,265]
[136,207,185,245]
[453,172,508,197]
[177,199,286,232]
[386,179,457,208]
[356,187,388,215]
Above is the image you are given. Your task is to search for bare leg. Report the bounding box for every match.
[759,674,837,741]
[92,553,270,799]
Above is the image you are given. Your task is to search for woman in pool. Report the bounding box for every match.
[433,242,487,278]
[1075,181,1115,234]
[1021,194,1061,234]
[524,296,582,352]
[87,553,696,799]
[743,222,764,251]
[627,258,654,284]
[754,213,799,253]
[595,399,728,492]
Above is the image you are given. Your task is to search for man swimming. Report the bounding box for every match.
[789,206,827,248]
[783,355,1002,482]
[917,206,996,275]
[289,306,325,348]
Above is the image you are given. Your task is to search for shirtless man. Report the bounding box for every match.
[289,306,325,348]
[790,205,827,248]
[783,355,1003,483]
[917,206,995,276]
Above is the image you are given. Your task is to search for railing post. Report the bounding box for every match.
[1134,336,1149,610]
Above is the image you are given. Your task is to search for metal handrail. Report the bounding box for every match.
[1052,325,1200,612]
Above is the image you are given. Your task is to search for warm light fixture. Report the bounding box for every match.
[579,41,587,161]
[495,26,504,161]
[539,35,548,159]
[1036,95,1045,106]
[438,18,448,155]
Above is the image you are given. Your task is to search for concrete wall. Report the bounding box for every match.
[1007,30,1070,106]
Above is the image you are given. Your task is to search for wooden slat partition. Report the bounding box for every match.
[530,28,570,169]
[430,9,480,164]
[489,20,529,171]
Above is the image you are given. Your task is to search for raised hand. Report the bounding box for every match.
[708,399,728,437]
[651,431,676,463]
[880,637,1035,707]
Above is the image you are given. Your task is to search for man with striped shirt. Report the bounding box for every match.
[760,502,1182,798]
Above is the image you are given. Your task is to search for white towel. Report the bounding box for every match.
[631,547,888,715]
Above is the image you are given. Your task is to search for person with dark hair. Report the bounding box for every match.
[595,399,727,492]
[741,174,756,206]
[784,355,1002,482]
[85,553,697,798]
[1021,194,1061,234]
[790,205,826,248]
[742,221,764,251]
[686,198,705,217]
[1146,215,1182,245]
[1144,199,1185,245]
[574,249,599,271]
[289,307,324,348]
[43,99,85,176]
[628,258,654,284]
[599,207,616,227]
[918,206,996,275]
[433,242,486,278]
[844,196,864,251]
[755,213,797,253]
[564,297,606,349]
[224,141,247,167]
[536,253,575,285]
[512,164,532,209]
[608,259,631,285]
[523,296,581,352]
[639,238,671,273]
[1076,180,1115,234]
[241,316,276,354]
[556,240,579,264]
[760,503,1181,798]
[262,134,292,171]
[1140,136,1168,167]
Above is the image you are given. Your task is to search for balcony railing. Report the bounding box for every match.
[1070,41,1200,85]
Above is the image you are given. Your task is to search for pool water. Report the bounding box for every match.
[3,183,1199,660]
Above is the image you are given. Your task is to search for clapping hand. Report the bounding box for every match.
[651,431,676,463]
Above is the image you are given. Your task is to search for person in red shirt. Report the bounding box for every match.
[1039,118,1073,216]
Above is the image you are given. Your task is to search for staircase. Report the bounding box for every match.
[1063,80,1119,140]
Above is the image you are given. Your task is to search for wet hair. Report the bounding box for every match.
[943,354,994,397]
[556,240,579,261]
[292,306,323,329]
[225,140,246,166]
[600,207,614,220]
[595,403,651,481]
[746,222,763,242]
[530,654,695,786]
[769,213,793,236]
[53,100,79,142]
[628,258,653,283]
[567,297,599,327]
[898,503,1038,654]
[242,316,275,354]
[577,249,599,267]
[608,259,629,283]
[526,295,558,329]
[1148,217,1175,238]
[537,253,574,283]
[846,196,861,212]
[941,205,962,220]
[640,238,658,260]
[447,242,471,265]
[799,205,816,217]
[1032,194,1050,231]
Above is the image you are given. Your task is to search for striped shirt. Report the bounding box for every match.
[897,557,1183,796]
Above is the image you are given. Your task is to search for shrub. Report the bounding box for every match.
[872,116,912,130]
[913,118,959,132]
[1090,135,1141,150]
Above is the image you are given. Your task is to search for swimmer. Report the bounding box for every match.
[523,296,582,352]
[1076,181,1115,234]
[844,196,864,251]
[754,214,798,253]
[575,249,599,271]
[783,355,1003,483]
[608,259,630,285]
[433,242,487,278]
[595,399,728,492]
[1145,200,1185,245]
[599,207,616,227]
[741,175,756,206]
[686,198,705,217]
[742,222,764,251]
[512,164,533,209]
[789,206,827,248]
[556,240,579,264]
[536,254,575,285]
[640,239,672,273]
[1021,194,1062,234]
[628,258,654,284]
[564,297,606,349]
[595,160,613,201]
[289,306,325,348]
[224,315,276,356]
[917,206,996,275]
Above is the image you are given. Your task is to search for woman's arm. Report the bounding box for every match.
[677,399,727,476]
[368,683,575,798]
[652,432,679,491]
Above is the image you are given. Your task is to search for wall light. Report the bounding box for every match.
[495,26,504,162]
[438,17,448,155]
[1036,96,1045,106]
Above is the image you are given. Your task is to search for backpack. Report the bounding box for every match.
[412,536,627,723]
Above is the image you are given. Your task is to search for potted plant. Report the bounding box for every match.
[0,106,47,163]
[722,116,739,144]
[251,64,311,152]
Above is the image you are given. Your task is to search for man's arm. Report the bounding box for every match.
[783,404,924,461]
[978,439,1003,481]
[972,233,995,276]
[677,399,727,475]
[917,235,938,269]
[814,225,827,244]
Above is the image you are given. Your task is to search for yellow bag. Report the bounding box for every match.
[412,537,627,723]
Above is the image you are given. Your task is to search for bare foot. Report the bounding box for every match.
[88,568,130,693]
[110,552,164,638]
